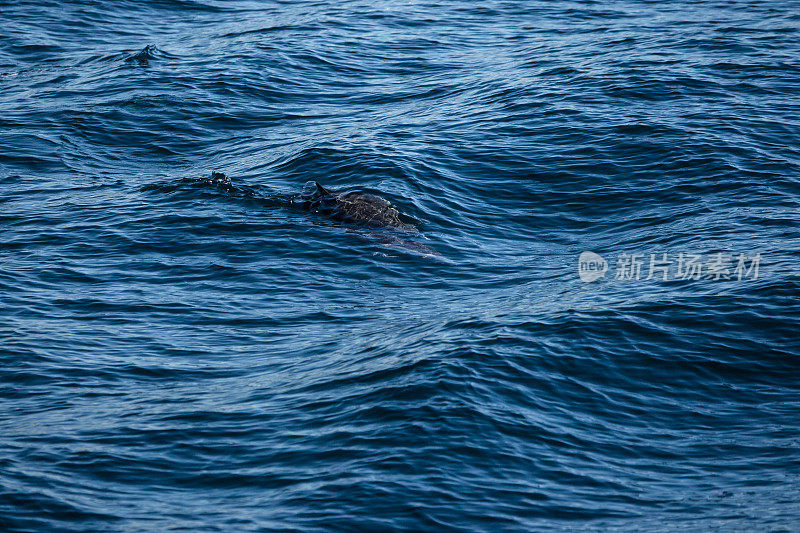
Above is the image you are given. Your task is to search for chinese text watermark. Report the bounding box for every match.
[578,252,761,282]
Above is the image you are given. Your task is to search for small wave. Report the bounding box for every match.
[124,44,174,65]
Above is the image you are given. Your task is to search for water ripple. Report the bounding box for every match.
[1,0,799,531]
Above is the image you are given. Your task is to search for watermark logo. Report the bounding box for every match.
[578,251,608,282]
[578,251,761,282]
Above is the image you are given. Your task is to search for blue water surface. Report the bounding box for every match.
[1,0,799,531]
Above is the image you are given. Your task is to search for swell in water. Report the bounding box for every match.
[1,0,799,531]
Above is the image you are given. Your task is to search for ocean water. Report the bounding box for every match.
[1,0,799,531]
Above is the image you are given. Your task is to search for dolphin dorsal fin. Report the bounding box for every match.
[315,182,333,195]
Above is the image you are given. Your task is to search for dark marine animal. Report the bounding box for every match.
[143,172,440,257]
[297,181,416,230]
